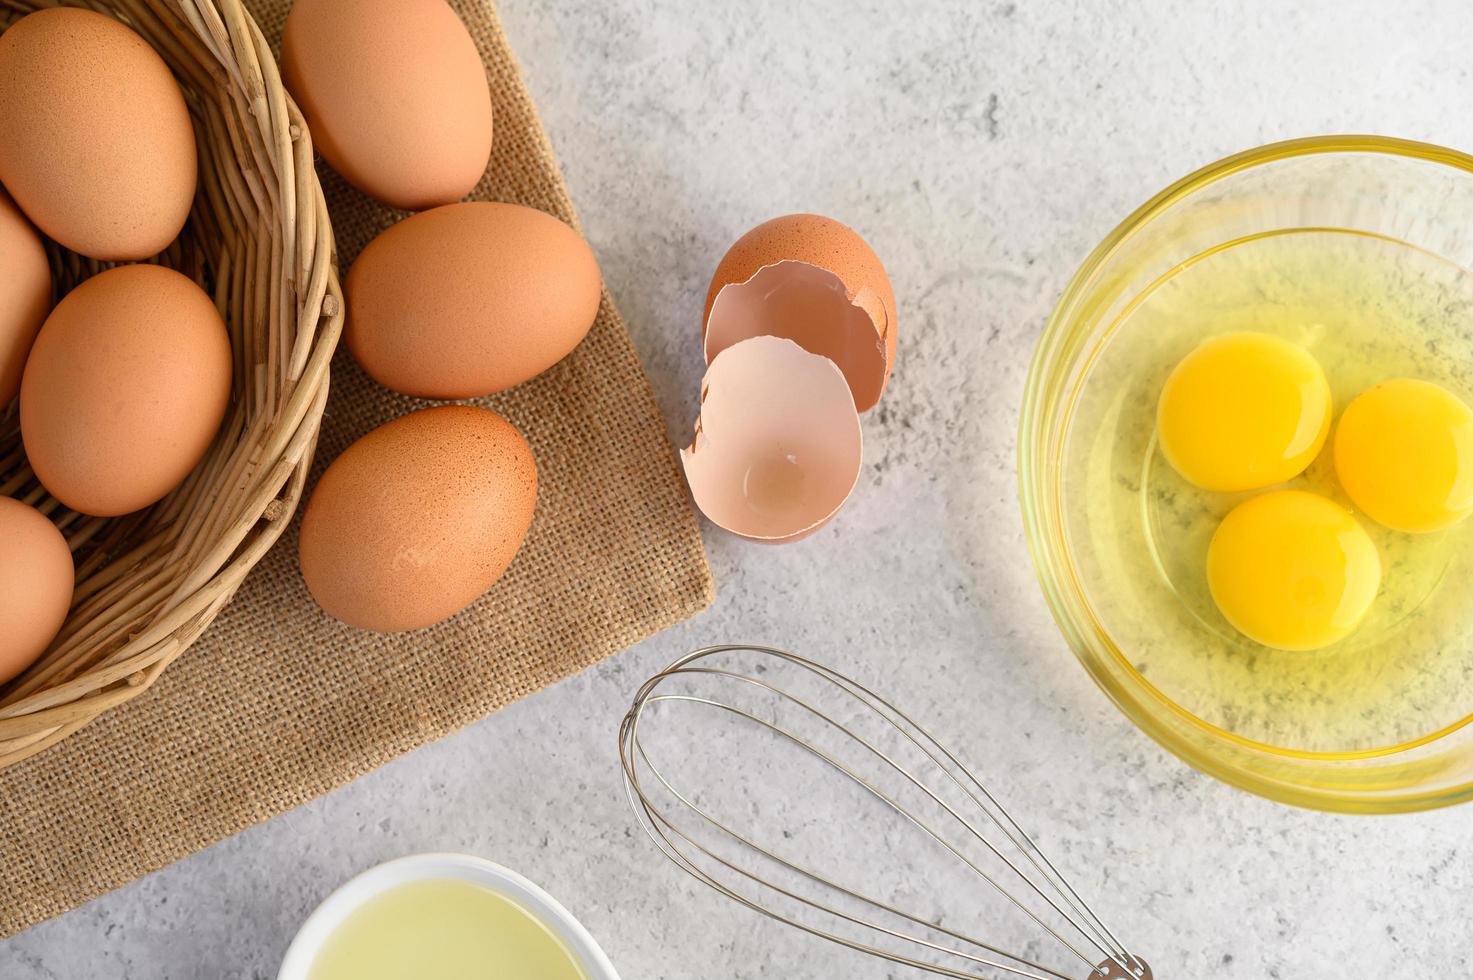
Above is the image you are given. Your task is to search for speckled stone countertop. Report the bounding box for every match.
[6,0,1473,977]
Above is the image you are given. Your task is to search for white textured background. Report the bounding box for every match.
[6,0,1473,976]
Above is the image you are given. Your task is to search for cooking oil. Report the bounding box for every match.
[307,878,587,980]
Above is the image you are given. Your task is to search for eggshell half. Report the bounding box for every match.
[0,497,74,685]
[702,213,896,411]
[0,185,51,407]
[0,8,197,261]
[20,265,232,517]
[345,202,601,399]
[298,405,538,632]
[705,260,888,414]
[682,336,862,543]
[282,0,494,210]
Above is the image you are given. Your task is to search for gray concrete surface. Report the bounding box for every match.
[6,0,1473,976]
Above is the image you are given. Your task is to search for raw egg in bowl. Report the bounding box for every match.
[1020,136,1473,813]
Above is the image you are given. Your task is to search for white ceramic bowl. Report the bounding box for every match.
[277,853,621,980]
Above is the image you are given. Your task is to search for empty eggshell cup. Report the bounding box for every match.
[682,336,862,543]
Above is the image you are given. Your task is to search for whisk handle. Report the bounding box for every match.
[1093,957,1152,979]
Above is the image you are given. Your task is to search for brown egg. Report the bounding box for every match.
[0,8,197,261]
[0,497,74,685]
[345,202,601,399]
[20,265,232,517]
[702,214,897,411]
[282,0,493,210]
[298,406,538,632]
[0,185,51,407]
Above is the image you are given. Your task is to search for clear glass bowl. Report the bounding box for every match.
[1020,136,1473,813]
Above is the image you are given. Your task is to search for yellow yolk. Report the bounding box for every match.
[1157,333,1332,492]
[1334,378,1473,533]
[1207,490,1381,651]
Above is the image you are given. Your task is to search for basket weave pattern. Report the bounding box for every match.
[0,0,341,768]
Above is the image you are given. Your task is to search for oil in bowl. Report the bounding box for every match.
[1024,137,1473,809]
[278,855,619,980]
[307,878,586,980]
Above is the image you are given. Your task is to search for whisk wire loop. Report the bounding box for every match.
[619,645,1151,980]
[629,698,1067,980]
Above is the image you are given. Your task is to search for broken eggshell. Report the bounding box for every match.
[682,336,862,543]
[702,213,896,412]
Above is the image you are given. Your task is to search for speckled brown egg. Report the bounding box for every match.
[0,185,51,407]
[282,0,493,211]
[0,497,74,685]
[0,8,197,261]
[345,202,601,399]
[20,265,232,517]
[298,405,538,632]
[702,213,897,409]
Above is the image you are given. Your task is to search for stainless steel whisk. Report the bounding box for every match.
[618,645,1154,980]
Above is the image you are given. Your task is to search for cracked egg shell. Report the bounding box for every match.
[702,213,896,412]
[682,336,862,543]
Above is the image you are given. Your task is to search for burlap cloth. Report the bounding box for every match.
[0,0,713,939]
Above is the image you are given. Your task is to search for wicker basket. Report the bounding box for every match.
[0,0,341,768]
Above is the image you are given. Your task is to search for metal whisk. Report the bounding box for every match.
[618,645,1154,980]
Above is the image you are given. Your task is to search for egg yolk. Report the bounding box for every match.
[1333,378,1473,533]
[1157,333,1332,492]
[1207,490,1381,651]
